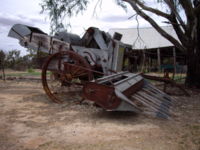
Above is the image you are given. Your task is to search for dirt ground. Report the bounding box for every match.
[0,80,200,150]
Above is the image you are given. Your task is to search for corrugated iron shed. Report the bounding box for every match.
[109,26,179,50]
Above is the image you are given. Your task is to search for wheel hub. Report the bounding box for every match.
[65,73,73,81]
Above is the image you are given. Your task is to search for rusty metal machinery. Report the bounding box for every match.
[41,50,93,103]
[8,24,174,119]
[83,72,173,119]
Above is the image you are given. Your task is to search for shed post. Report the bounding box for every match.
[141,49,146,72]
[173,47,176,79]
[157,48,161,71]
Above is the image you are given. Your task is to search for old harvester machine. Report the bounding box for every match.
[8,24,174,119]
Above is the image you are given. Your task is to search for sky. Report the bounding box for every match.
[0,0,166,55]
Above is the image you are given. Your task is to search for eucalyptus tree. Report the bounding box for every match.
[0,50,6,80]
[41,0,200,88]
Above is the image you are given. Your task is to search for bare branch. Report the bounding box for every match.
[133,15,146,48]
[164,0,187,31]
[170,14,189,47]
[162,0,189,46]
[195,4,200,14]
[92,0,103,17]
[123,0,186,51]
[133,0,171,19]
[179,0,194,16]
[179,0,195,33]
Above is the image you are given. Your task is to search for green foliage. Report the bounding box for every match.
[0,50,6,68]
[5,50,21,69]
[40,0,90,34]
[26,48,38,59]
[27,68,35,73]
[0,50,6,61]
[115,0,127,10]
[2,48,40,71]
[40,0,127,34]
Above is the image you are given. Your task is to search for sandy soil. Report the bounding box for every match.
[0,80,199,150]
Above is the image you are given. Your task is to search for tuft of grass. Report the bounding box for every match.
[27,68,35,73]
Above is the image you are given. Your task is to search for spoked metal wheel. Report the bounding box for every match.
[42,51,93,103]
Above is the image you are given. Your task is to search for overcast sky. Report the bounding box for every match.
[0,0,165,55]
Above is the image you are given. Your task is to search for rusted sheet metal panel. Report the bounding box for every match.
[123,79,144,97]
[83,72,144,111]
[83,82,121,110]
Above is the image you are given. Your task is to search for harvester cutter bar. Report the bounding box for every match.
[83,71,174,119]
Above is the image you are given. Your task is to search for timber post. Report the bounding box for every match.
[157,48,161,71]
[173,47,176,79]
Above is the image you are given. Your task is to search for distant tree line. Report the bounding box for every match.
[0,49,38,71]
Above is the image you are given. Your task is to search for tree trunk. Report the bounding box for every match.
[2,62,5,81]
[185,44,200,88]
[185,9,200,88]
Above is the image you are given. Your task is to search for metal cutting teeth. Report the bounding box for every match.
[131,81,174,119]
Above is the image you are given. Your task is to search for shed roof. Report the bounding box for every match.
[108,26,179,49]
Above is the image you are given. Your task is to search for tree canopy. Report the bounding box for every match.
[40,0,127,34]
